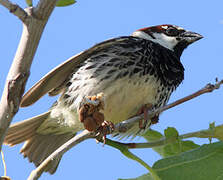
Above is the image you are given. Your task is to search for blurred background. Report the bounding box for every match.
[0,0,223,179]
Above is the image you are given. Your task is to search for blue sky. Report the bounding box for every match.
[0,0,223,179]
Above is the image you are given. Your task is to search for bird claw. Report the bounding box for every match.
[97,121,114,145]
[137,104,159,129]
[151,115,159,124]
[97,121,115,135]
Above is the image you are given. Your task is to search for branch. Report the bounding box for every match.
[0,0,57,151]
[156,78,223,115]
[27,130,95,180]
[0,0,28,22]
[33,0,58,20]
[28,79,223,179]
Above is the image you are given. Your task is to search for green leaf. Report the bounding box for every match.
[118,173,154,180]
[163,140,200,157]
[143,129,164,141]
[25,0,32,7]
[209,122,215,143]
[163,127,200,157]
[143,129,165,157]
[143,128,199,158]
[214,125,223,140]
[209,122,215,130]
[164,127,179,138]
[163,127,181,156]
[153,141,223,180]
[199,124,223,141]
[56,0,76,7]
[179,140,200,152]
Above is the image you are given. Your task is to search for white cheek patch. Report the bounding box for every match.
[132,31,178,51]
[152,33,178,51]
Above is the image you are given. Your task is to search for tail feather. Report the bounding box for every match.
[6,125,39,144]
[20,133,75,174]
[7,132,33,145]
[31,137,47,162]
[4,111,76,174]
[6,112,49,133]
[4,112,50,146]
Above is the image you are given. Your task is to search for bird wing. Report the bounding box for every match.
[20,37,128,107]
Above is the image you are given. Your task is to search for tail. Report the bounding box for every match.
[4,111,75,174]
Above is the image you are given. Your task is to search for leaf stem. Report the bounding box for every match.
[105,123,222,150]
[106,139,161,180]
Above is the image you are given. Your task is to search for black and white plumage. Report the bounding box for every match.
[4,24,202,174]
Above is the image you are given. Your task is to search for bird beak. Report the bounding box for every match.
[180,31,203,44]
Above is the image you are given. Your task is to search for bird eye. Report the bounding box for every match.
[165,27,179,36]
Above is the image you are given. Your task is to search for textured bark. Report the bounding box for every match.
[0,0,57,151]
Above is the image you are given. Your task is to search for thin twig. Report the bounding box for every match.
[105,137,174,149]
[156,79,223,115]
[105,125,218,150]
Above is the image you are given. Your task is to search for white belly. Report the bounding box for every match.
[102,75,162,124]
[38,75,164,135]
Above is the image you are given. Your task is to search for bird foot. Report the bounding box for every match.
[79,93,114,143]
[98,121,115,144]
[137,104,159,129]
[151,115,159,124]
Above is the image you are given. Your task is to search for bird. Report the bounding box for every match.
[4,24,203,174]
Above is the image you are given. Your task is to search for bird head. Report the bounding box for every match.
[132,24,203,57]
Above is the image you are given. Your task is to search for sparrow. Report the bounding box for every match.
[4,24,203,174]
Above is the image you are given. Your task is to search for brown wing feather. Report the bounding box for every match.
[20,37,126,107]
[20,52,83,107]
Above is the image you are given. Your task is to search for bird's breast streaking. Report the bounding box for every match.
[49,37,183,135]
